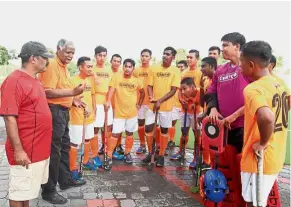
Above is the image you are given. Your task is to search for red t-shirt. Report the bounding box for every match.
[0,70,52,165]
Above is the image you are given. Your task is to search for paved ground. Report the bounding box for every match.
[0,127,290,207]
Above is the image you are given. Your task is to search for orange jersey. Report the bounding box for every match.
[93,66,113,104]
[110,73,143,119]
[148,65,181,112]
[70,75,95,125]
[111,69,123,109]
[181,68,203,114]
[133,66,151,105]
[241,75,288,174]
[38,57,74,108]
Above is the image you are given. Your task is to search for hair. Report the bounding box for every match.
[141,48,152,56]
[57,39,74,51]
[189,49,200,59]
[181,77,195,86]
[77,56,91,67]
[111,54,122,62]
[164,47,177,56]
[270,55,277,69]
[221,32,246,48]
[94,45,107,55]
[21,56,30,65]
[177,60,188,68]
[240,40,272,68]
[201,57,217,70]
[123,58,135,67]
[208,46,221,55]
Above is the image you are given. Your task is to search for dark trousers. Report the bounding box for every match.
[42,104,71,193]
[227,127,244,153]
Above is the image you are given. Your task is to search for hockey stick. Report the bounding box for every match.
[180,106,188,167]
[256,149,264,207]
[102,105,111,170]
[79,109,87,177]
[147,106,159,171]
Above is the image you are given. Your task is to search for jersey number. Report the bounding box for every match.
[272,92,288,133]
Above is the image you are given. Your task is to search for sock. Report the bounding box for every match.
[203,149,211,165]
[168,127,176,142]
[117,136,122,146]
[159,133,169,156]
[125,136,134,154]
[138,126,146,145]
[82,142,91,164]
[145,132,153,153]
[107,136,118,158]
[155,127,161,147]
[69,146,78,171]
[90,136,98,157]
[179,135,189,151]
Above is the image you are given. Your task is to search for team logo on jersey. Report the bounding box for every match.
[96,72,109,78]
[218,72,238,82]
[139,72,148,77]
[119,82,136,89]
[157,72,171,78]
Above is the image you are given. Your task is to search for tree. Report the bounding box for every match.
[175,48,187,64]
[0,45,9,65]
[68,62,78,76]
[47,48,55,56]
[9,49,18,59]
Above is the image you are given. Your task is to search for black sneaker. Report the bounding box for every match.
[142,154,152,164]
[116,144,124,155]
[59,178,86,190]
[201,162,211,171]
[167,141,175,147]
[98,144,104,155]
[42,191,67,204]
[156,156,164,167]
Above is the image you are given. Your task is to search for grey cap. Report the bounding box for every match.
[19,41,54,59]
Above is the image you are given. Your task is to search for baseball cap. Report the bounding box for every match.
[18,41,54,59]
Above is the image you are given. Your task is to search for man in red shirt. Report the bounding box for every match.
[0,41,53,207]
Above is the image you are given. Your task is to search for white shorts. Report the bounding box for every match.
[172,107,182,121]
[93,104,113,127]
[112,116,138,134]
[241,172,278,207]
[145,110,172,128]
[69,123,95,145]
[138,105,149,120]
[180,112,202,130]
[9,158,50,201]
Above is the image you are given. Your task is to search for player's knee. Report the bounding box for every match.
[112,133,120,138]
[138,119,145,126]
[160,127,168,134]
[125,131,133,136]
[145,124,153,133]
[70,143,78,148]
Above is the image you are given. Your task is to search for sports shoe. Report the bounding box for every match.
[189,160,198,169]
[167,140,175,147]
[141,154,152,164]
[170,152,181,160]
[156,156,164,167]
[98,144,104,155]
[83,160,98,171]
[124,153,133,164]
[136,145,147,154]
[112,151,124,160]
[93,156,102,167]
[201,162,211,171]
[116,144,124,154]
[70,169,82,180]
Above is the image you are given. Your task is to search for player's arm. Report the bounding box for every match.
[256,106,275,147]
[148,85,154,101]
[221,106,244,129]
[138,88,145,107]
[158,86,177,103]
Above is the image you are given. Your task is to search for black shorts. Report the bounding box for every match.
[227,127,244,153]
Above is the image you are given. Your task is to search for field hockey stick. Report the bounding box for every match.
[180,106,188,167]
[102,105,111,170]
[79,108,87,177]
[256,149,264,207]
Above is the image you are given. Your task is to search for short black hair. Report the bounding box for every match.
[111,54,122,62]
[77,56,91,67]
[181,77,195,87]
[189,49,200,59]
[141,49,152,56]
[221,32,246,48]
[208,46,221,55]
[123,58,135,67]
[270,55,277,69]
[94,45,107,55]
[240,40,272,68]
[201,57,217,70]
[164,47,177,56]
[177,60,188,68]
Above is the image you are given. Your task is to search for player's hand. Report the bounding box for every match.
[14,149,31,169]
[153,100,161,112]
[104,101,111,111]
[72,96,85,107]
[209,107,223,125]
[197,112,206,125]
[252,141,268,154]
[84,107,91,118]
[149,96,154,103]
[221,114,236,129]
[73,83,86,96]
[179,98,188,109]
[136,104,141,109]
